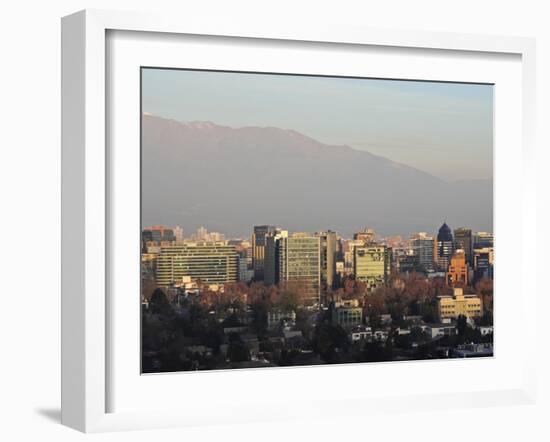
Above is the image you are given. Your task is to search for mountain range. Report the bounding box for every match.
[141,114,492,238]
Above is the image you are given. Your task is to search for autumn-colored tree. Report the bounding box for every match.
[248,282,268,304]
[221,282,248,306]
[277,282,302,311]
[141,278,158,301]
[476,277,494,314]
[476,278,493,296]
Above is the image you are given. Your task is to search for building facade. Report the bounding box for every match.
[410,232,435,272]
[173,225,184,242]
[318,230,338,290]
[473,247,494,281]
[436,222,454,270]
[454,227,473,265]
[437,287,482,320]
[278,233,321,305]
[156,241,238,287]
[473,232,494,249]
[264,229,288,286]
[196,226,208,240]
[446,249,469,286]
[331,305,363,329]
[353,228,376,244]
[353,245,389,290]
[252,225,277,281]
[398,253,420,273]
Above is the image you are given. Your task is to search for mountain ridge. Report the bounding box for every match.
[141,114,492,237]
[143,114,444,179]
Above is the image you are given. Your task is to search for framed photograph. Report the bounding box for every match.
[61,9,537,432]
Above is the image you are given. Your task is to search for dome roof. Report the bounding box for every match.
[437,222,453,241]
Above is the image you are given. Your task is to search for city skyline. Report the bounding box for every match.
[141,69,494,373]
[142,222,492,243]
[141,219,494,372]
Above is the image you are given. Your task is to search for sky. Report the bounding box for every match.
[142,68,493,181]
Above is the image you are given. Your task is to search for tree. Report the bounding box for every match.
[476,278,493,296]
[456,314,468,337]
[358,341,392,362]
[278,282,303,311]
[419,300,437,323]
[250,300,270,335]
[312,322,348,363]
[227,333,250,363]
[479,310,493,326]
[150,288,173,316]
[476,278,493,316]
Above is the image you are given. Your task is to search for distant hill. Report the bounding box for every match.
[141,114,492,237]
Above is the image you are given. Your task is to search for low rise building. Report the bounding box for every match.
[330,302,363,329]
[437,288,482,320]
[373,330,389,341]
[267,310,296,329]
[349,326,372,342]
[477,325,494,336]
[452,343,493,358]
[425,323,456,339]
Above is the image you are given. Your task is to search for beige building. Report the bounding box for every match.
[437,287,482,320]
[353,245,389,290]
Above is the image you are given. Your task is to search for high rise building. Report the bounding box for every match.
[454,227,473,265]
[278,233,321,305]
[318,230,338,290]
[343,239,367,277]
[353,245,389,290]
[142,225,182,248]
[436,222,454,270]
[473,247,494,281]
[151,228,162,243]
[446,249,469,286]
[237,250,253,283]
[162,228,175,242]
[174,225,184,242]
[398,253,420,274]
[252,225,277,281]
[474,232,494,249]
[196,226,208,241]
[264,229,288,286]
[156,241,238,287]
[354,228,376,244]
[142,229,153,243]
[410,232,435,272]
[208,231,225,242]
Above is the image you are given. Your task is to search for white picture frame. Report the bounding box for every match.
[61,9,537,433]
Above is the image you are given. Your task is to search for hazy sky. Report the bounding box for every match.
[142,68,493,181]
